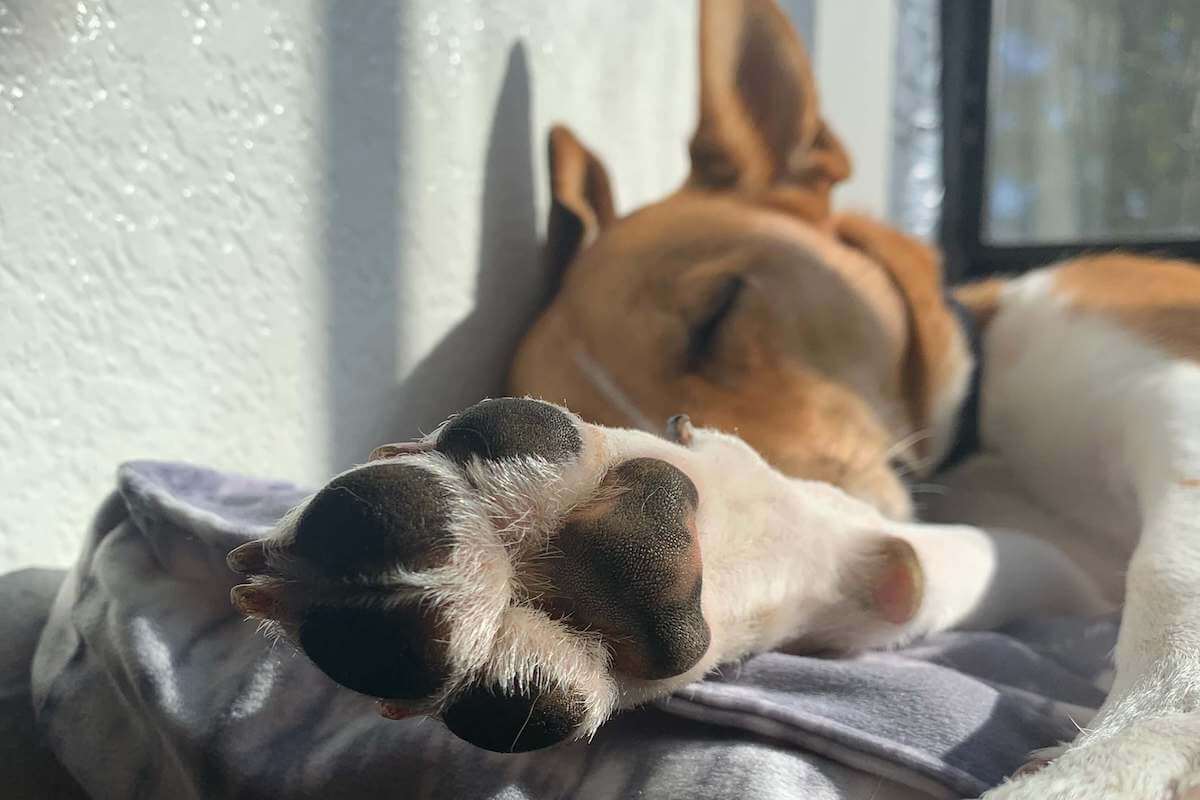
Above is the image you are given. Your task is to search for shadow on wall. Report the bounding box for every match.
[390,43,541,444]
[323,2,402,472]
[324,10,540,471]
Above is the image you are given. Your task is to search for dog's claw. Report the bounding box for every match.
[1011,756,1053,779]
[377,700,419,720]
[368,440,435,461]
[666,414,695,447]
[226,540,268,574]
[231,583,278,618]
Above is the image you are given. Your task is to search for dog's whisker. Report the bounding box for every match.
[570,343,657,433]
[887,430,932,461]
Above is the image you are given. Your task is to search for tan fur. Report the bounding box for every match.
[1055,254,1200,361]
[508,0,968,516]
[515,4,1200,507]
[689,0,850,218]
[511,193,921,518]
[832,213,969,464]
[954,277,1006,330]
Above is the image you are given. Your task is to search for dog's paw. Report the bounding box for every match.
[227,398,712,752]
[982,715,1200,800]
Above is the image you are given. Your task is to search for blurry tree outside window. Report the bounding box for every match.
[985,0,1200,244]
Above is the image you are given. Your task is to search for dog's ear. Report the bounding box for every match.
[688,0,850,218]
[834,213,968,470]
[545,125,616,285]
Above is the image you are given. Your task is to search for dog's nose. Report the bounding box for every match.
[436,398,582,465]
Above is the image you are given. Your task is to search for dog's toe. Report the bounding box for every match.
[298,603,451,699]
[291,462,456,574]
[437,396,583,465]
[544,457,709,679]
[442,668,587,753]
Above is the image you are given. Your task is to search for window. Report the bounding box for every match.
[941,0,1200,279]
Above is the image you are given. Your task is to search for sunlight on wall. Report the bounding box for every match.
[0,0,895,570]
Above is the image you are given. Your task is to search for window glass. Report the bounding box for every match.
[985,0,1200,244]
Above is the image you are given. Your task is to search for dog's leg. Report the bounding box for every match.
[987,481,1200,799]
[1096,482,1200,730]
[892,521,1108,643]
[978,318,1200,798]
[235,398,919,751]
[227,398,1107,754]
[229,398,1118,762]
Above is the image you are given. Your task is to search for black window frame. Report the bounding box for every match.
[939,0,1200,282]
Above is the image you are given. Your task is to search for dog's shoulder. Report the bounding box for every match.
[1050,254,1200,362]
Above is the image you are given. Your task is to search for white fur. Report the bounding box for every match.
[944,267,1200,799]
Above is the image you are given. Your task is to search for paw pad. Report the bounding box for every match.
[299,604,450,700]
[292,463,454,574]
[441,668,586,753]
[437,397,582,465]
[550,458,709,679]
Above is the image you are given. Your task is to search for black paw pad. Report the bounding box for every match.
[437,398,582,466]
[292,463,452,575]
[299,604,449,699]
[441,673,584,752]
[553,458,709,680]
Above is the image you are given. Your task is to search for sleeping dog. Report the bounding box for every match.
[229,1,1200,796]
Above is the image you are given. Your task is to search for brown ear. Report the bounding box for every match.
[689,0,850,217]
[545,125,616,285]
[834,213,967,468]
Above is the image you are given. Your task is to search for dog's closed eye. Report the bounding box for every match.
[686,275,745,371]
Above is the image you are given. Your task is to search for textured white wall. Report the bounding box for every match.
[816,0,897,217]
[0,0,888,571]
[0,0,697,569]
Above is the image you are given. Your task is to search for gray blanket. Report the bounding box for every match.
[30,461,1117,800]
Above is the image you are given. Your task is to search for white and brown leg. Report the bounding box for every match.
[985,483,1200,799]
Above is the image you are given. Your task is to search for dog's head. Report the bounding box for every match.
[509,0,972,519]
